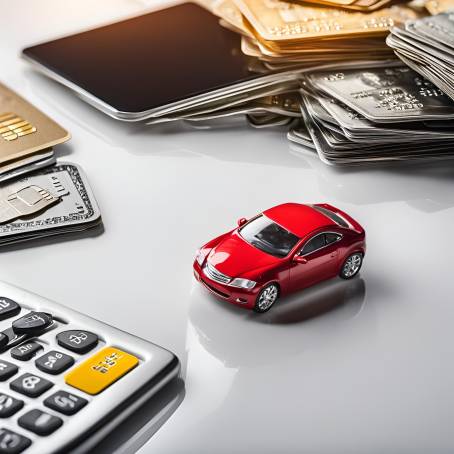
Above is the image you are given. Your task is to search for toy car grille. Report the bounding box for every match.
[203,262,231,284]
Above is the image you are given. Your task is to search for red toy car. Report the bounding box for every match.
[193,203,366,313]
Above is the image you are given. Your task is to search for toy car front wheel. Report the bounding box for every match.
[254,283,279,313]
[340,253,363,279]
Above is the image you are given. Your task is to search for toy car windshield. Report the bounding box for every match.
[239,215,299,258]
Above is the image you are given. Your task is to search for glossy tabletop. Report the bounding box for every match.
[1,1,454,453]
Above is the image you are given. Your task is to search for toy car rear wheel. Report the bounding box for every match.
[254,283,279,313]
[340,253,363,279]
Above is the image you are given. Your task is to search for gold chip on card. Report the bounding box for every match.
[0,112,37,141]
[0,82,70,165]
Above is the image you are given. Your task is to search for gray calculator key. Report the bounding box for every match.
[0,298,20,321]
[56,330,98,354]
[0,428,31,453]
[0,334,7,349]
[18,409,63,436]
[12,312,53,336]
[10,341,43,361]
[10,373,53,398]
[44,391,88,415]
[35,351,74,375]
[0,394,23,418]
[0,361,17,381]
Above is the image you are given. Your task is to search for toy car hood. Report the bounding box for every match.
[207,232,279,278]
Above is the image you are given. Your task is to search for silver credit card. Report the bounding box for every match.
[387,13,454,101]
[307,65,454,122]
[0,162,101,244]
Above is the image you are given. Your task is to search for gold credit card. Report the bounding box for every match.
[0,82,70,165]
[292,0,393,12]
[425,0,454,13]
[234,0,420,42]
[215,0,253,36]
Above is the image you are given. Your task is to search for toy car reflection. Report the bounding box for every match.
[193,203,366,313]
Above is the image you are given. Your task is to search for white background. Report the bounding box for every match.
[2,1,454,453]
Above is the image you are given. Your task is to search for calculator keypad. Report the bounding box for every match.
[0,300,87,448]
[0,285,179,454]
[0,306,104,447]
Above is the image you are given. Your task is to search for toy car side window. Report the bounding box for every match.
[325,232,342,245]
[301,234,326,256]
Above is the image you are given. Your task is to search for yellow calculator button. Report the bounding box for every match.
[65,347,139,395]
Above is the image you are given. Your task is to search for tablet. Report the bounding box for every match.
[22,2,270,121]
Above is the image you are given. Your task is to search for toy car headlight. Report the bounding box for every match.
[229,278,256,290]
[195,249,208,266]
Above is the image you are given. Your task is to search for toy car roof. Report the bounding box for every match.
[263,203,335,238]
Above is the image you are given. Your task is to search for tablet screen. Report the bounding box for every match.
[22,2,261,114]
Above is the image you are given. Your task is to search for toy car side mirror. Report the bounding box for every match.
[237,217,247,227]
[293,255,307,264]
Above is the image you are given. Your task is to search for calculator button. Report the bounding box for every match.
[0,428,31,453]
[12,312,53,336]
[0,334,8,349]
[11,341,43,361]
[56,330,98,354]
[0,394,23,418]
[0,361,17,381]
[0,329,26,353]
[0,298,20,321]
[35,351,74,375]
[10,373,53,398]
[65,347,139,395]
[44,391,88,415]
[18,409,63,436]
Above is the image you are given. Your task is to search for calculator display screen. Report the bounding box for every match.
[22,2,262,114]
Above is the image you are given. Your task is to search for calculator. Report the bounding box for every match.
[0,281,180,454]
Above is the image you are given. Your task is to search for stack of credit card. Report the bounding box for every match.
[0,82,70,182]
[387,12,454,101]
[214,0,398,12]
[144,76,302,127]
[22,0,454,164]
[132,2,305,127]
[149,0,422,127]
[148,92,301,127]
[22,1,422,129]
[0,162,101,246]
[216,0,419,71]
[0,81,102,245]
[289,64,454,165]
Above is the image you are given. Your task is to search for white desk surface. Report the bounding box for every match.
[2,1,454,453]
